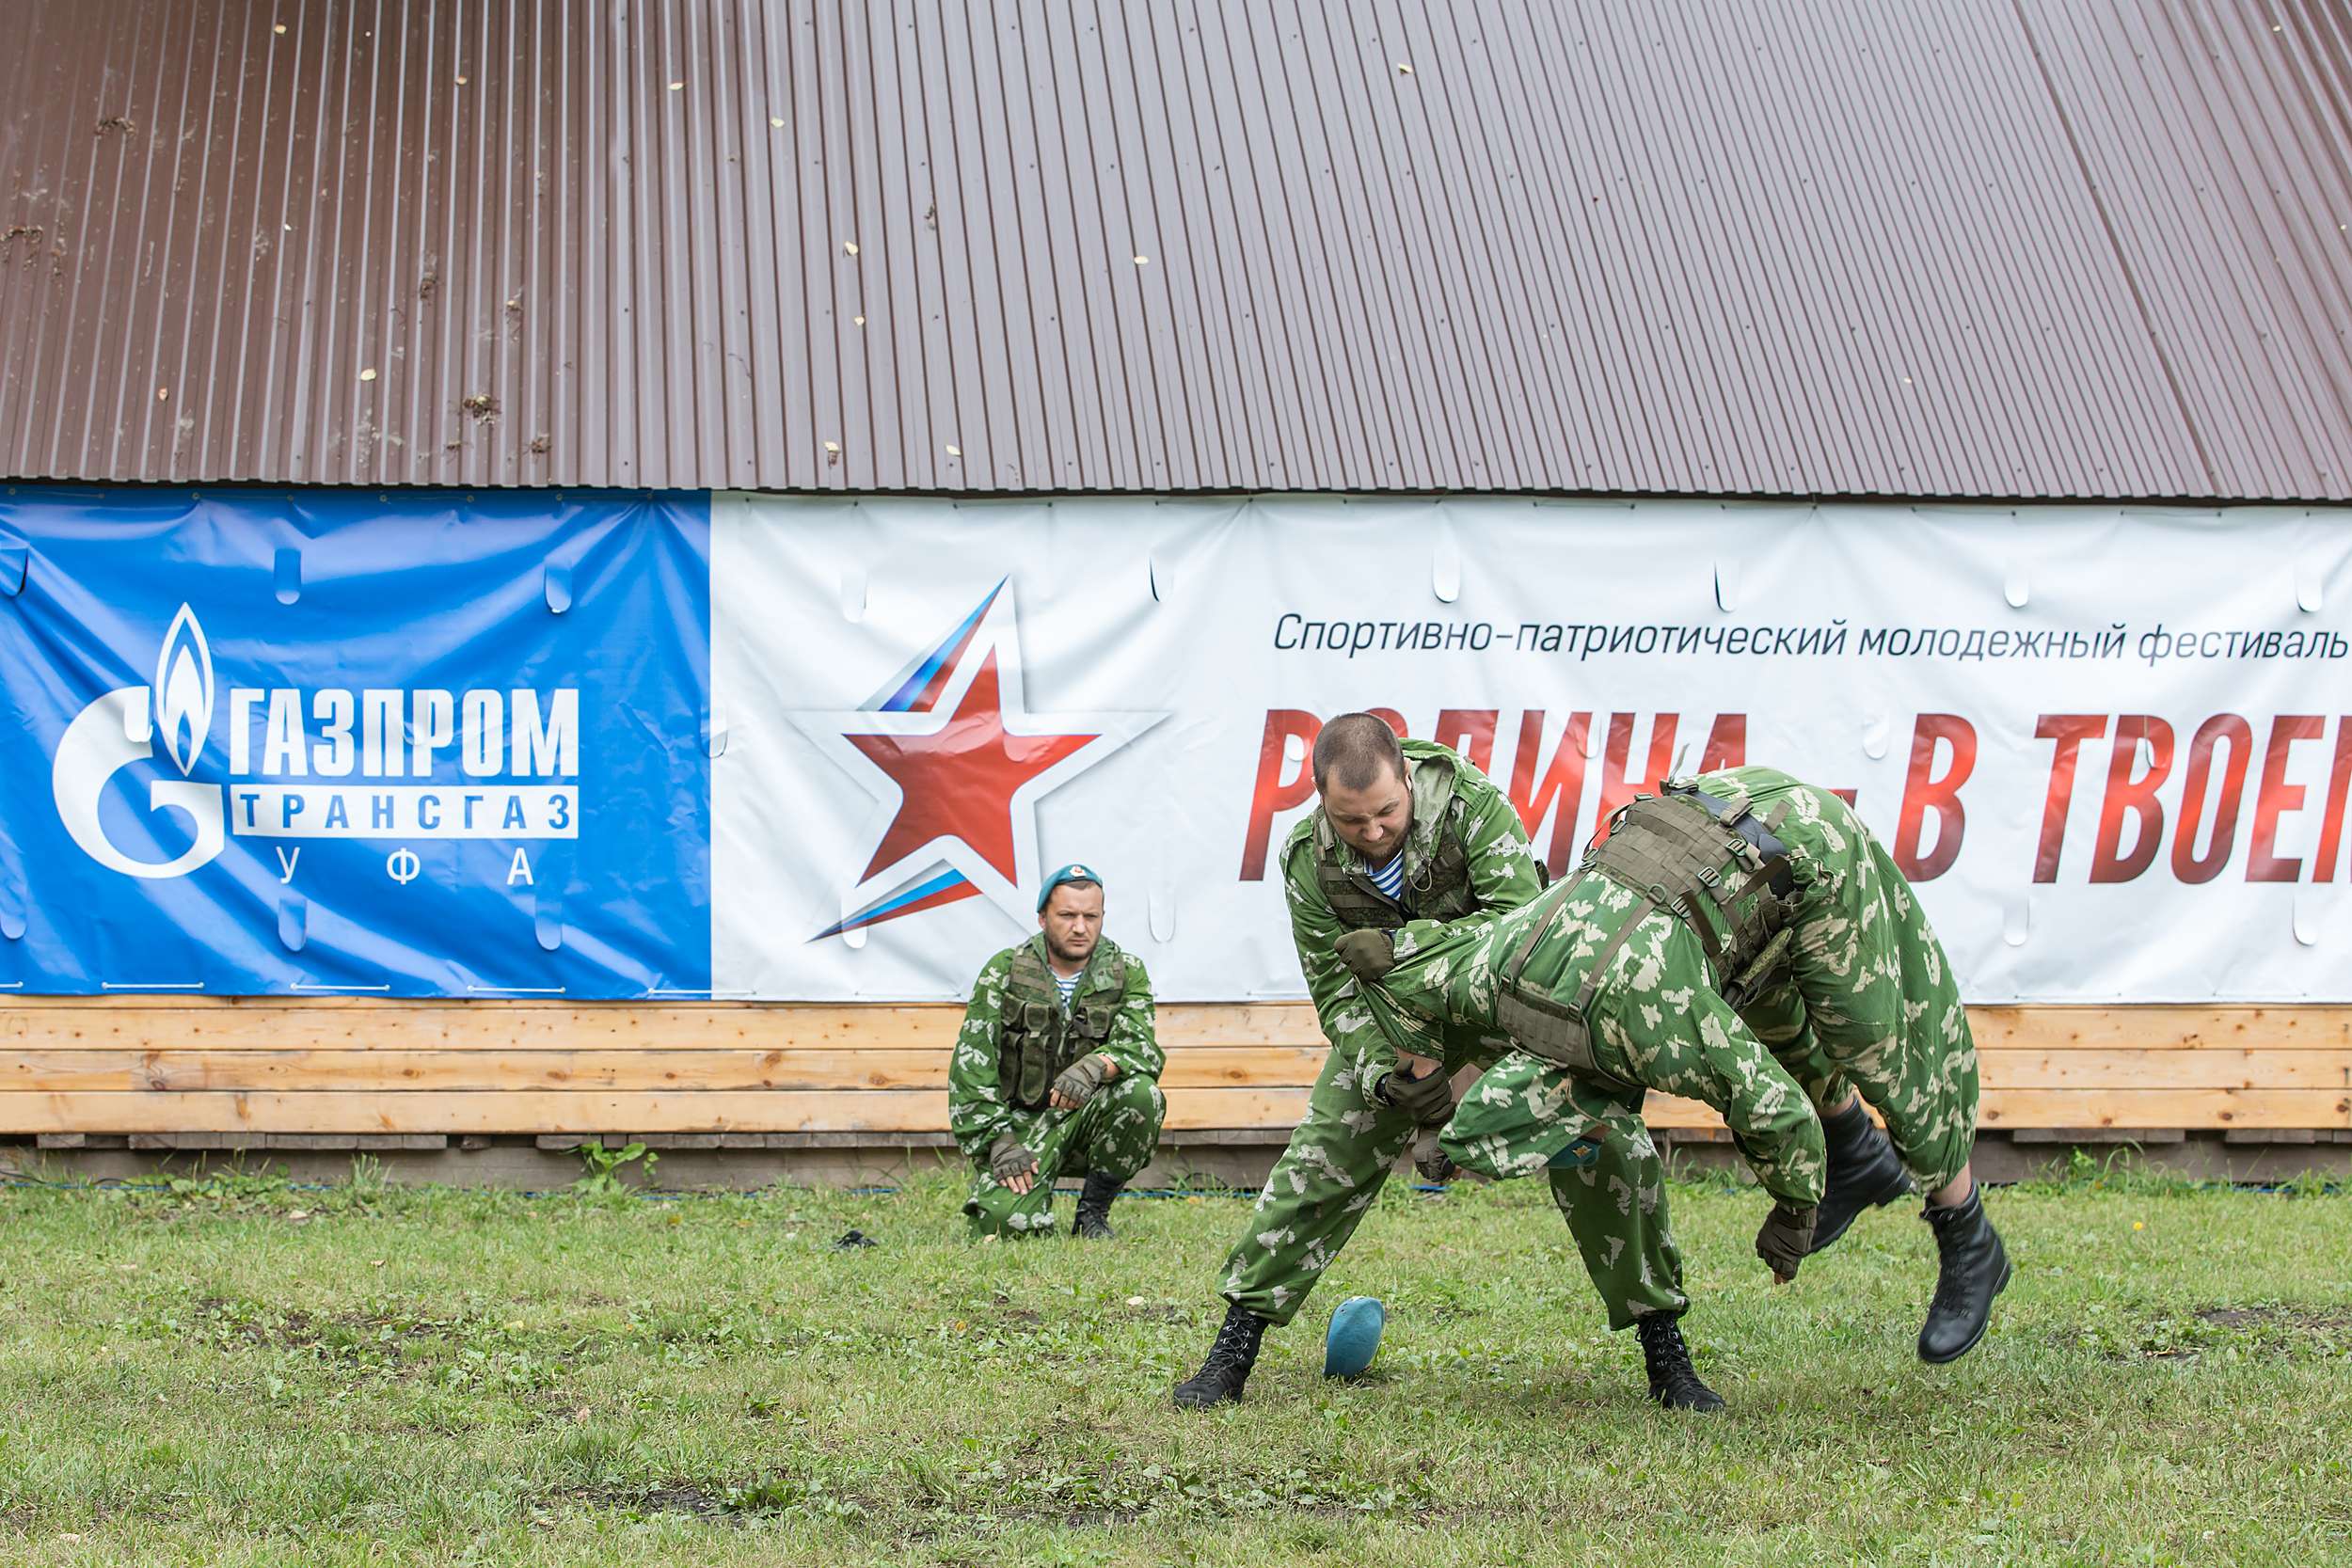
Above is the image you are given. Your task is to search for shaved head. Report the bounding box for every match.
[1313,713,1406,793]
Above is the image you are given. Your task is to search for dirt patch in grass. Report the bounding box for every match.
[2074,1304,2352,1362]
[193,1297,467,1353]
[2195,1306,2352,1333]
[1122,1303,1188,1323]
[566,1483,741,1525]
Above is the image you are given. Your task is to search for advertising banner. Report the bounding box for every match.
[8,489,2348,1004]
[0,489,711,997]
[716,495,2352,1005]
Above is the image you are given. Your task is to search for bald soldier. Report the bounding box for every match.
[1337,766,2010,1366]
[949,864,1166,1240]
[1171,715,1899,1411]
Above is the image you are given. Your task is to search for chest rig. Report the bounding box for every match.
[1311,752,1482,928]
[1493,781,1803,1089]
[997,943,1126,1112]
[1312,820,1475,928]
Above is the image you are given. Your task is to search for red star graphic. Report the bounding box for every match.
[846,650,1098,882]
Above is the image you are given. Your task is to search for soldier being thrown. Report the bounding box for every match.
[1337,766,2010,1364]
[948,864,1165,1240]
[1177,714,1736,1414]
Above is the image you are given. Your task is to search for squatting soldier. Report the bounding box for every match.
[1176,715,1726,1413]
[1337,766,2009,1365]
[948,864,1165,1240]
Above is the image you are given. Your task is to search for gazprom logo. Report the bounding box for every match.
[52,602,227,879]
[52,605,582,883]
[153,603,215,778]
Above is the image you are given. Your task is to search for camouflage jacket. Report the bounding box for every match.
[947,934,1161,1162]
[1353,766,1833,1207]
[1279,737,1545,1112]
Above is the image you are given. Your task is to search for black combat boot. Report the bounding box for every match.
[1172,1301,1267,1408]
[1917,1186,2011,1363]
[1072,1171,1123,1240]
[1635,1313,1726,1413]
[1809,1097,1915,1255]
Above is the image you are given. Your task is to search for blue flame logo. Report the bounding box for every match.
[153,603,213,777]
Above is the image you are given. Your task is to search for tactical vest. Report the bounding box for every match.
[1311,749,1486,927]
[1312,819,1474,929]
[997,943,1126,1112]
[1494,780,1802,1091]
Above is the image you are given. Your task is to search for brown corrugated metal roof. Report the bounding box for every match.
[2,0,2347,498]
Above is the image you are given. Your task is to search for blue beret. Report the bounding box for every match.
[1037,863,1104,912]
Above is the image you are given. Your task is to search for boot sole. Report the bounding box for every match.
[1650,1391,1729,1415]
[1807,1169,1915,1255]
[1917,1254,2012,1365]
[1172,1386,1243,1409]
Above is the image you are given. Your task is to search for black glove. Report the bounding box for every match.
[1412,1129,1458,1182]
[1050,1053,1113,1108]
[1334,928,1397,981]
[988,1132,1037,1184]
[1755,1202,1818,1282]
[1376,1064,1454,1125]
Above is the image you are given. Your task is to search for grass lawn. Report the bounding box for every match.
[1,1159,2347,1566]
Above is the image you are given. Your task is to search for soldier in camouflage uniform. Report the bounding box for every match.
[1173,715,1732,1414]
[949,864,1165,1241]
[1338,766,2010,1364]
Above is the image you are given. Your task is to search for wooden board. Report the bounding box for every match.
[0,1085,2341,1135]
[1638,1088,2352,1132]
[3,1002,2349,1137]
[8,1046,2347,1098]
[0,1047,1328,1094]
[10,1001,2352,1051]
[0,1088,1300,1134]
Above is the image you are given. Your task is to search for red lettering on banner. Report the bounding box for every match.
[1434,709,1499,774]
[2312,719,2352,882]
[1507,711,1591,878]
[1590,713,1677,840]
[2032,715,2107,882]
[1366,707,1408,739]
[2246,715,2324,882]
[1697,713,1747,772]
[2090,716,2172,884]
[1239,709,1321,880]
[1894,714,1975,880]
[2171,713,2253,884]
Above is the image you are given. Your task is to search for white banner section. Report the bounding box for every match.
[712,496,2352,1004]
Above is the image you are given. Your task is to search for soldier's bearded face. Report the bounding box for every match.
[1038,883,1104,966]
[1321,768,1410,863]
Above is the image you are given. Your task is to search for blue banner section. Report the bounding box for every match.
[0,488,712,997]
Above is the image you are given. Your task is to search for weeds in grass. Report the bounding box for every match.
[568,1140,658,1199]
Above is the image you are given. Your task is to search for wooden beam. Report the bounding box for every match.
[1639,1088,2349,1131]
[0,1047,1327,1094]
[9,1045,2344,1096]
[0,1087,1311,1134]
[0,1085,2343,1135]
[9,1001,2352,1052]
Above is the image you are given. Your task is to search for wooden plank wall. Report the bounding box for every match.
[4,1001,2349,1139]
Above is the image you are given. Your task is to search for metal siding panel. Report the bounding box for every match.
[1,0,2347,498]
[1139,1,1257,490]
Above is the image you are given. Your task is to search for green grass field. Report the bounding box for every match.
[2,1159,2346,1566]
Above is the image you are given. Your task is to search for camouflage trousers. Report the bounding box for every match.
[962,1074,1166,1238]
[1445,782,1979,1197]
[1218,1036,1687,1333]
[1743,785,1979,1191]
